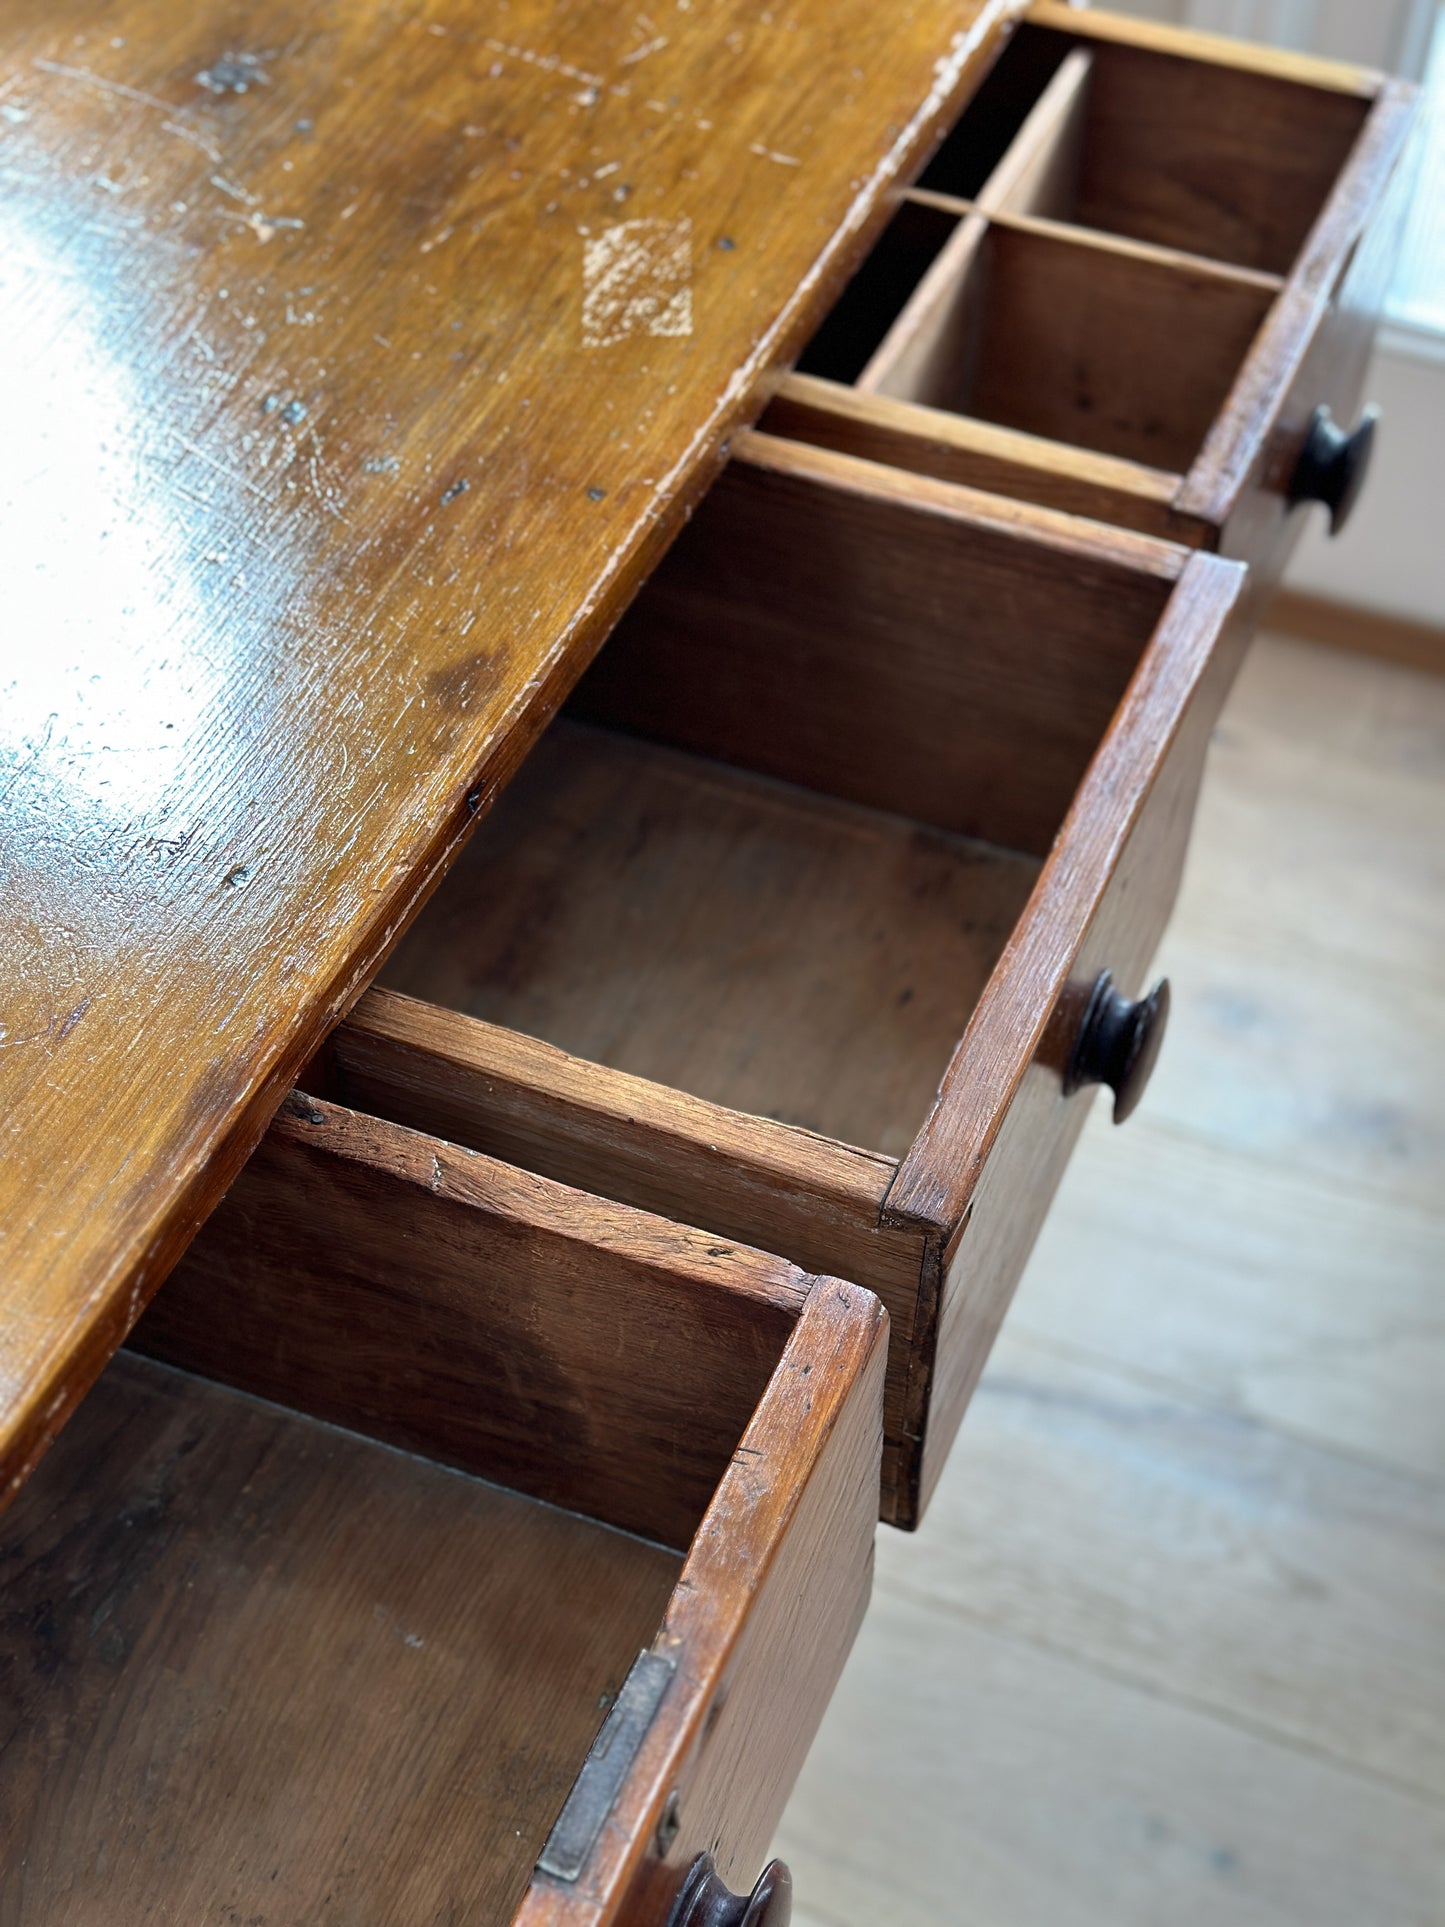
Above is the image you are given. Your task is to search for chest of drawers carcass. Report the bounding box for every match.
[0,4,1414,1922]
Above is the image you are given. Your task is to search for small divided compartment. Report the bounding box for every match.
[0,1095,885,1924]
[783,2,1415,574]
[325,430,1248,1527]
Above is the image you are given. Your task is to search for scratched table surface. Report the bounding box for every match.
[0,0,1017,1504]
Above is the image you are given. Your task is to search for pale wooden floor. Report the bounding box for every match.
[775,633,1445,1926]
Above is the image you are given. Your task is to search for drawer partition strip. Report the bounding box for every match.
[763,373,1189,540]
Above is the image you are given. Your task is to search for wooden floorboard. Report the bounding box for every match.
[775,631,1445,1921]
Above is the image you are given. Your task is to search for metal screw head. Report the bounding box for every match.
[656,1790,681,1858]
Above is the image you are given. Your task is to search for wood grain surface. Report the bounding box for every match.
[133,1091,809,1549]
[0,1351,682,1925]
[791,7,1410,562]
[763,374,1190,539]
[1025,8,1374,272]
[0,0,1021,1509]
[894,216,1277,470]
[888,548,1249,1513]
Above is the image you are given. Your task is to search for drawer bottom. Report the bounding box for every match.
[380,715,1042,1161]
[1,1352,681,1923]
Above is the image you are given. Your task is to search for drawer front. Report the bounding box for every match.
[885,549,1249,1516]
[64,1098,884,1922]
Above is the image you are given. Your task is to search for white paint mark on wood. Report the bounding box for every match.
[620,34,669,66]
[482,38,604,89]
[749,141,801,166]
[582,217,692,347]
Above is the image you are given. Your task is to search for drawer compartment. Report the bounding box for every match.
[2,1097,885,1924]
[779,3,1414,575]
[332,433,1248,1525]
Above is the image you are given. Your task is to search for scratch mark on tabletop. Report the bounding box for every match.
[195,54,271,95]
[482,39,603,88]
[209,171,256,205]
[162,117,221,162]
[619,34,668,66]
[32,59,172,115]
[749,142,801,166]
[172,435,269,500]
[582,217,692,346]
[221,207,305,242]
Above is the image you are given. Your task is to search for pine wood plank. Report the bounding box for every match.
[322,986,933,1523]
[763,373,1190,538]
[889,552,1250,1511]
[957,222,1278,470]
[1021,8,1377,271]
[0,0,1022,1512]
[520,1281,888,1923]
[571,432,1184,858]
[378,721,1041,1161]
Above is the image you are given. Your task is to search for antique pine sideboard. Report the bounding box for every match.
[0,1,1414,1920]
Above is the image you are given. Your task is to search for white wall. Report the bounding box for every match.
[1287,340,1445,621]
[1086,0,1445,623]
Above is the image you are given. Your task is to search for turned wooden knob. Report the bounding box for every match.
[1062,971,1169,1124]
[1288,403,1378,535]
[667,1854,792,1927]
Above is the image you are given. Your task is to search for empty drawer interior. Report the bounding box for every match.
[856,217,1275,471]
[2,1100,825,1923]
[918,18,1371,272]
[793,12,1378,499]
[378,439,1180,1163]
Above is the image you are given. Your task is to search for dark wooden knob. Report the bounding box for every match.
[667,1854,792,1927]
[1062,971,1169,1124]
[1288,403,1378,535]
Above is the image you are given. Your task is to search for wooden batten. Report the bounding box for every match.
[762,373,1194,539]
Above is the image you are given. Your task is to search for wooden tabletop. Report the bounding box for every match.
[0,0,1018,1503]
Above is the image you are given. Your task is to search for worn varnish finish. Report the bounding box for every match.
[889,553,1250,1513]
[0,1352,682,1924]
[0,0,1021,1506]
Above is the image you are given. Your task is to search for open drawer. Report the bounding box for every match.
[314,432,1248,1527]
[773,2,1415,589]
[0,1094,884,1924]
